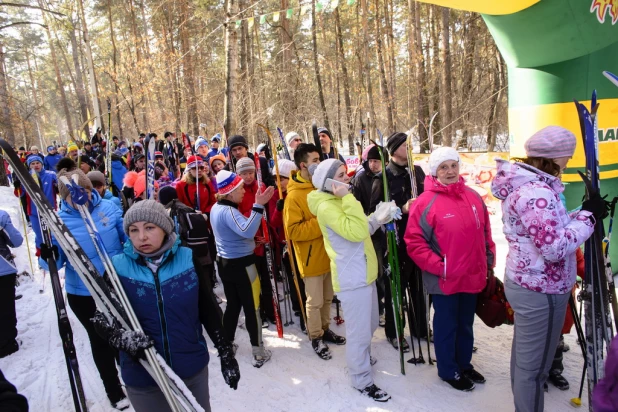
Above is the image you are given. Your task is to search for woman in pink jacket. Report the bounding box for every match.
[491,126,605,412]
[405,147,496,392]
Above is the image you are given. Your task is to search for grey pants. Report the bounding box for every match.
[126,366,211,412]
[505,279,569,412]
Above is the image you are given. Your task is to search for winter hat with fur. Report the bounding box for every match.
[236,157,255,174]
[123,199,174,236]
[57,167,94,200]
[276,159,297,178]
[310,158,344,192]
[524,126,577,159]
[428,147,460,176]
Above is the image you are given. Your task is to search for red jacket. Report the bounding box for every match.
[404,175,496,295]
[240,180,266,256]
[175,178,216,214]
[268,189,287,244]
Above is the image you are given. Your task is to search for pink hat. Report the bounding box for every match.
[524,126,576,159]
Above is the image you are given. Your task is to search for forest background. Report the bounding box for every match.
[0,0,509,154]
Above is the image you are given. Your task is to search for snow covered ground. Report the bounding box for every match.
[0,186,590,411]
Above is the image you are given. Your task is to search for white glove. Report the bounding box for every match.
[373,201,402,225]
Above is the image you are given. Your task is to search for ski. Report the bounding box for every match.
[32,170,88,412]
[105,100,113,189]
[312,121,323,160]
[276,127,291,161]
[253,151,284,338]
[0,139,203,412]
[145,133,156,200]
[376,129,405,375]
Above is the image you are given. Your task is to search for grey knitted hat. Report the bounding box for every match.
[123,200,174,236]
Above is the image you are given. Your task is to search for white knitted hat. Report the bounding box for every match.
[428,147,460,176]
[310,158,344,192]
[286,131,301,145]
[276,159,297,178]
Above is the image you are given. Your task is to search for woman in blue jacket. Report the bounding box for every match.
[43,164,128,409]
[107,200,240,411]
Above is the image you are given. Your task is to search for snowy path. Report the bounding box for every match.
[0,187,590,411]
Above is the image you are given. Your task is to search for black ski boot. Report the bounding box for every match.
[358,384,391,402]
[548,373,569,390]
[323,329,346,345]
[312,338,332,360]
[443,373,475,392]
[386,336,410,353]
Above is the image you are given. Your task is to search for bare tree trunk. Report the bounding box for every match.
[375,0,394,133]
[440,8,452,146]
[24,49,44,141]
[180,0,199,136]
[429,6,440,145]
[410,1,429,152]
[0,43,16,146]
[238,4,249,137]
[107,0,123,139]
[458,14,477,150]
[334,8,354,153]
[486,48,503,152]
[224,0,238,135]
[384,0,397,128]
[66,25,89,139]
[312,0,329,129]
[361,0,376,140]
[76,0,102,132]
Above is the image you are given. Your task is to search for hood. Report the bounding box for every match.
[491,159,564,201]
[60,189,103,214]
[111,158,125,169]
[423,175,467,197]
[307,189,338,216]
[122,233,181,262]
[287,170,315,194]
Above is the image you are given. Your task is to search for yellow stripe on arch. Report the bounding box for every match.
[414,0,539,15]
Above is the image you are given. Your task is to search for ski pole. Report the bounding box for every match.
[15,187,35,277]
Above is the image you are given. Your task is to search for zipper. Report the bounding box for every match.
[305,244,312,267]
[152,268,172,365]
[472,205,480,229]
[443,255,447,281]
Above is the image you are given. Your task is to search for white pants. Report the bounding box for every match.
[338,282,379,390]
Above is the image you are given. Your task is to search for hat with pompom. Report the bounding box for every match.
[216,170,243,195]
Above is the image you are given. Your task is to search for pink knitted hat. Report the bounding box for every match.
[524,126,577,159]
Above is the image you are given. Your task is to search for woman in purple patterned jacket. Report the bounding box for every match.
[491,126,607,412]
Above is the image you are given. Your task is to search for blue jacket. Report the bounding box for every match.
[210,199,264,259]
[112,237,209,387]
[103,189,122,210]
[111,159,127,191]
[0,211,23,276]
[44,153,62,171]
[29,169,57,217]
[41,191,125,296]
[208,147,228,159]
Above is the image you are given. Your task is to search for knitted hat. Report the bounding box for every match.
[311,159,344,192]
[133,142,143,149]
[87,171,106,186]
[276,159,297,178]
[123,200,174,236]
[194,137,208,151]
[154,151,163,158]
[123,170,158,199]
[67,143,78,152]
[317,127,332,141]
[186,155,203,169]
[57,168,93,200]
[211,134,222,142]
[428,147,460,176]
[47,145,56,152]
[386,132,407,155]
[286,131,301,145]
[84,141,91,147]
[30,146,39,151]
[133,153,145,163]
[236,157,255,174]
[26,156,43,168]
[158,185,178,206]
[228,135,248,149]
[216,170,243,195]
[18,146,25,151]
[256,143,267,155]
[209,154,226,169]
[524,126,577,159]
[362,144,386,162]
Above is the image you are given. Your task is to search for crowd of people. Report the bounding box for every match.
[1,124,617,412]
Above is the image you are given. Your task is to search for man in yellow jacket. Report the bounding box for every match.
[283,143,346,360]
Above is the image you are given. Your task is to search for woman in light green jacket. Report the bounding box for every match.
[307,159,400,403]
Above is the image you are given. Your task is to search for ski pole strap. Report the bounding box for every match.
[385,222,395,232]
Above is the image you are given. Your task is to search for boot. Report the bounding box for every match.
[312,338,332,360]
[252,346,272,368]
[322,329,346,345]
[443,373,475,392]
[358,384,390,402]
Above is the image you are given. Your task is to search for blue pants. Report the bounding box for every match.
[29,214,43,250]
[432,293,477,380]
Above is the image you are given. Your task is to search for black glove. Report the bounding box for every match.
[39,244,59,261]
[581,191,610,221]
[13,179,21,190]
[276,198,285,212]
[211,330,240,390]
[91,311,154,359]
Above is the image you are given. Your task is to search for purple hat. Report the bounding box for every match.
[524,126,576,159]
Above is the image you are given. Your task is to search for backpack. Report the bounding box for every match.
[168,200,211,263]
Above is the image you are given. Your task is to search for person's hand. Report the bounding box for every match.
[402,198,415,214]
[40,244,59,261]
[91,312,153,359]
[332,183,349,198]
[373,201,402,224]
[276,198,285,212]
[255,236,267,245]
[482,268,496,298]
[255,186,275,205]
[581,191,610,221]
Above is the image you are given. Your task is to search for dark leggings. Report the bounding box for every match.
[218,255,262,347]
[66,294,124,403]
[0,274,17,349]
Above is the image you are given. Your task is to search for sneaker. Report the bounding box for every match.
[387,336,410,353]
[262,320,269,329]
[379,314,386,327]
[252,346,272,368]
[0,340,19,359]
[312,338,332,360]
[370,356,377,366]
[358,384,391,402]
[548,373,569,390]
[463,368,486,384]
[443,373,475,392]
[323,329,346,345]
[112,397,130,411]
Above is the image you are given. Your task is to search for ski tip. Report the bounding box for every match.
[570,397,582,407]
[603,71,618,87]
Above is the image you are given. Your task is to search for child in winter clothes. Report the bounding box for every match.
[307,159,399,402]
[101,200,240,412]
[210,169,275,367]
[175,155,216,214]
[0,210,24,359]
[491,126,604,412]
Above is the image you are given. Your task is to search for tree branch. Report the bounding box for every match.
[0,2,65,17]
[0,21,47,31]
